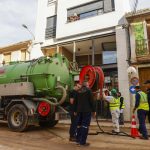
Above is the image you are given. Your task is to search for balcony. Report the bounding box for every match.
[135,39,150,62]
[67,0,115,23]
[67,8,115,23]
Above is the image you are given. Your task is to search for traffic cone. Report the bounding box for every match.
[131,115,139,138]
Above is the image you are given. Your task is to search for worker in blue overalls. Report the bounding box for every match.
[133,86,149,140]
[74,81,96,146]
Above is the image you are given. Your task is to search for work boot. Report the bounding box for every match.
[69,137,76,142]
[112,130,119,134]
[139,136,149,140]
[78,143,90,146]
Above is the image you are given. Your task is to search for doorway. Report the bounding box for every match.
[138,67,150,92]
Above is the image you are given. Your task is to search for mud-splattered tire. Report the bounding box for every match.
[39,113,58,128]
[7,104,28,132]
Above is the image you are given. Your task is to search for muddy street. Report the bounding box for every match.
[0,122,149,150]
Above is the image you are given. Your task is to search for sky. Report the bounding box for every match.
[0,0,37,47]
[0,0,150,47]
[134,0,150,10]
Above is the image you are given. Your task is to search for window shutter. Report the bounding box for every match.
[45,16,57,39]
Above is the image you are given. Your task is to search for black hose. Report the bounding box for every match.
[95,99,104,133]
[89,99,132,138]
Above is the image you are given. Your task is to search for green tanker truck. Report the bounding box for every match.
[0,53,79,132]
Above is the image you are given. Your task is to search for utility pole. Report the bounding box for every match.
[22,24,35,60]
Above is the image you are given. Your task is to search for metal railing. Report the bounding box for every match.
[67,7,115,23]
[135,39,150,57]
[45,27,56,39]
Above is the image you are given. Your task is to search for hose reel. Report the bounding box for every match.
[79,65,104,94]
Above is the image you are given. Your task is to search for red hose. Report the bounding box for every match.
[79,65,104,93]
[94,67,104,95]
[80,65,104,94]
[79,65,96,88]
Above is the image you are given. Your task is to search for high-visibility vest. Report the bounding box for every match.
[109,97,120,111]
[120,97,125,109]
[137,91,149,111]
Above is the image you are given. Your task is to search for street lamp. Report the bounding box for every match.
[22,24,44,60]
[22,24,35,60]
[22,24,35,40]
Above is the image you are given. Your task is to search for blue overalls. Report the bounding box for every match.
[76,112,92,145]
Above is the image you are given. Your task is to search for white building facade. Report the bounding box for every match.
[126,9,150,93]
[35,0,135,121]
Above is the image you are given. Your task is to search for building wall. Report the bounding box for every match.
[0,41,31,65]
[35,0,132,46]
[35,0,135,121]
[116,26,131,121]
[42,46,73,61]
[126,11,150,98]
[56,0,130,39]
[0,54,4,66]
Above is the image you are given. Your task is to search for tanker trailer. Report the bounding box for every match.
[0,53,79,132]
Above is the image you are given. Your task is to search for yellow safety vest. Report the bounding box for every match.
[137,91,149,111]
[120,97,125,109]
[109,97,120,111]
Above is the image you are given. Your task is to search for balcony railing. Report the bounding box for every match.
[45,27,56,39]
[67,8,115,23]
[135,39,149,57]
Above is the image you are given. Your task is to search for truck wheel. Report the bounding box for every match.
[39,113,58,128]
[39,120,58,128]
[7,104,28,132]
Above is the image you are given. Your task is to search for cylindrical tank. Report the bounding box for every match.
[0,54,77,98]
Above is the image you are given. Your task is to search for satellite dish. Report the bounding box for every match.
[127,66,137,75]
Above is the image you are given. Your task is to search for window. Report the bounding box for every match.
[102,42,117,64]
[11,51,21,61]
[80,10,98,20]
[45,15,57,39]
[47,0,55,5]
[4,53,11,64]
[104,0,115,13]
[67,0,115,22]
[103,51,117,65]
